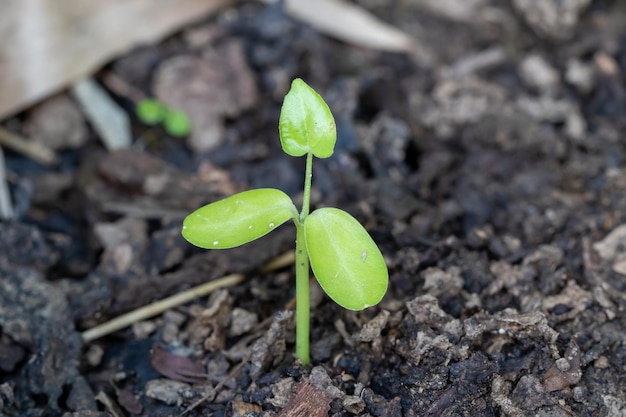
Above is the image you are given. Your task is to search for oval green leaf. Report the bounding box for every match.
[136,98,166,125]
[182,189,298,249]
[279,78,336,158]
[304,208,388,310]
[164,109,192,137]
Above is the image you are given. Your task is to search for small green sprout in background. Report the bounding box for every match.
[162,109,192,138]
[135,98,192,137]
[181,78,388,364]
[136,98,165,125]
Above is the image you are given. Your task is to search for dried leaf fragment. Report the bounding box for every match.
[285,0,416,53]
[154,39,258,152]
[150,343,207,384]
[71,78,131,150]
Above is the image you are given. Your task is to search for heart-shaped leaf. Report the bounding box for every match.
[304,207,388,310]
[279,78,336,158]
[182,188,298,249]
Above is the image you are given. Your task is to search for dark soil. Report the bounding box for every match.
[2,1,626,416]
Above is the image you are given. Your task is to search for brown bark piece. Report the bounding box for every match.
[277,382,333,417]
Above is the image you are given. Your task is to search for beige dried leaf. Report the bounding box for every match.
[0,0,233,119]
[285,0,417,53]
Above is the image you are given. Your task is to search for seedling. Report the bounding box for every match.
[136,98,165,125]
[136,98,192,137]
[181,78,388,364]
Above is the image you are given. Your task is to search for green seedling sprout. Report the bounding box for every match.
[136,98,166,126]
[181,78,388,364]
[163,109,192,138]
[136,98,192,137]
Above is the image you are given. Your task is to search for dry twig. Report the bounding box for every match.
[0,126,58,165]
[81,273,245,342]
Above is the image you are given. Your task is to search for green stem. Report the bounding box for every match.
[294,223,310,364]
[300,152,313,220]
[295,151,314,364]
